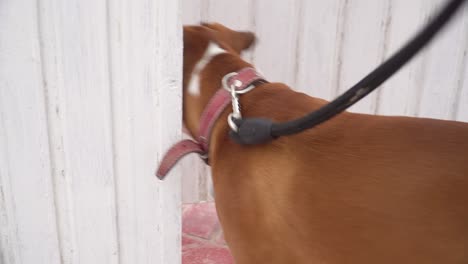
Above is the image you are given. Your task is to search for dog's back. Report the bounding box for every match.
[211,84,468,264]
[181,23,468,264]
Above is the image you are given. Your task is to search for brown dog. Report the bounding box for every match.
[181,23,468,264]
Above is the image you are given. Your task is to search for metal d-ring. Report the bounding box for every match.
[222,72,257,94]
[222,72,239,91]
[235,84,256,94]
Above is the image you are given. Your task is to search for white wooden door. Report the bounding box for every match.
[181,0,468,202]
[0,0,182,263]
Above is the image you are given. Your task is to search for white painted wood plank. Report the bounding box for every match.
[38,0,119,263]
[180,144,210,202]
[182,0,202,25]
[0,0,61,263]
[181,0,205,203]
[376,0,430,117]
[252,0,301,86]
[205,0,253,29]
[295,0,345,100]
[2,0,182,262]
[107,0,152,262]
[181,0,202,203]
[337,0,390,114]
[181,0,211,203]
[0,123,19,264]
[37,1,78,262]
[155,1,183,263]
[108,0,181,262]
[454,10,468,122]
[206,0,255,62]
[456,59,468,122]
[418,0,468,120]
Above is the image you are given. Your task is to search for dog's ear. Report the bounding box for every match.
[201,22,256,54]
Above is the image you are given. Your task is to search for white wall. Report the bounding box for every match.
[0,0,182,263]
[181,0,468,202]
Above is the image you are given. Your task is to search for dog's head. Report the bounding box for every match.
[182,23,256,136]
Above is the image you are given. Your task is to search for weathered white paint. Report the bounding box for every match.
[0,0,182,263]
[182,0,203,25]
[0,1,60,263]
[457,56,468,120]
[180,1,209,203]
[337,0,391,114]
[418,0,468,120]
[457,21,468,120]
[182,0,468,202]
[205,0,255,61]
[376,0,430,116]
[41,1,120,263]
[295,0,345,100]
[253,0,302,86]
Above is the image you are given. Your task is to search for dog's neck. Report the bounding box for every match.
[183,42,252,140]
[182,42,334,167]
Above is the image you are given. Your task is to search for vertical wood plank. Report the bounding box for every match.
[181,150,211,202]
[2,0,182,263]
[0,0,61,263]
[206,0,255,61]
[376,0,430,116]
[108,0,182,262]
[454,8,468,122]
[205,0,253,29]
[37,0,77,262]
[295,0,345,100]
[418,0,468,120]
[155,1,183,263]
[38,0,119,263]
[0,120,19,264]
[337,0,390,114]
[181,0,207,203]
[107,0,158,262]
[182,0,202,25]
[252,0,301,86]
[456,60,468,121]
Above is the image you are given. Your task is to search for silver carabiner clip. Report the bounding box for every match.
[222,72,245,133]
[230,87,242,119]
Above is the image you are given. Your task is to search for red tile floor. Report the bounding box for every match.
[183,202,234,264]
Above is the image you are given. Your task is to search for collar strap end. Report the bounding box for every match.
[155,139,205,180]
[156,67,267,180]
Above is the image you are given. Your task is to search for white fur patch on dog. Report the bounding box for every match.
[188,42,226,96]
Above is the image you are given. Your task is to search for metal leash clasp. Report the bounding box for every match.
[222,72,243,132]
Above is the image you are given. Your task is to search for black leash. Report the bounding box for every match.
[229,0,467,145]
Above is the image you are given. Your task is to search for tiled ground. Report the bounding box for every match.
[182,202,234,264]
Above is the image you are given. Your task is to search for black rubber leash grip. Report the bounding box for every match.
[229,118,274,145]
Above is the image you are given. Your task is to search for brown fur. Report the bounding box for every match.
[183,23,468,264]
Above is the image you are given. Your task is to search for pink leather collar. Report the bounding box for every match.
[156,67,266,180]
